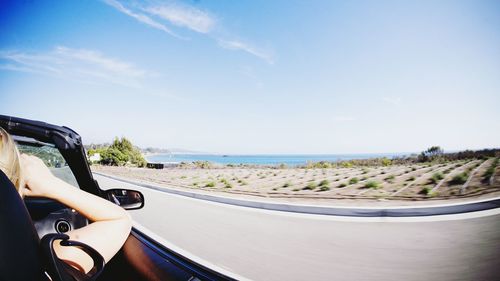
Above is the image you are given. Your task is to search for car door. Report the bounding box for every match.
[0,115,236,281]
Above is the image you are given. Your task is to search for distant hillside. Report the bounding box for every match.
[142,147,208,154]
[142,147,171,154]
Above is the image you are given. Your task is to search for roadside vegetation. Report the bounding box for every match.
[349,177,359,185]
[364,181,380,189]
[93,147,500,201]
[450,172,469,185]
[483,158,498,184]
[86,137,146,167]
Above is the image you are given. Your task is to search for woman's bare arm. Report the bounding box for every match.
[21,154,132,273]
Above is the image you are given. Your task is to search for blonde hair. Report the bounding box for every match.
[0,127,24,196]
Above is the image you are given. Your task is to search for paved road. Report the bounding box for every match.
[95,174,500,281]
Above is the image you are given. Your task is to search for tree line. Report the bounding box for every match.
[86,137,146,167]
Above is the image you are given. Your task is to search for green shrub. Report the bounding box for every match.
[339,183,347,188]
[364,181,380,189]
[319,186,330,191]
[95,137,147,167]
[450,172,468,185]
[224,183,233,188]
[483,166,495,179]
[319,179,330,187]
[381,157,392,166]
[99,147,128,166]
[430,172,444,184]
[407,176,416,181]
[282,181,292,188]
[483,158,498,182]
[303,182,317,190]
[349,177,359,185]
[341,162,353,168]
[419,187,431,195]
[205,181,215,188]
[385,175,395,182]
[194,161,212,169]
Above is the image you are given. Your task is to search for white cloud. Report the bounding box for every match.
[103,0,181,38]
[218,39,274,64]
[0,46,149,87]
[382,97,402,106]
[102,0,274,63]
[145,4,215,34]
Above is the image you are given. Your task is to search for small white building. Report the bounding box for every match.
[89,153,101,162]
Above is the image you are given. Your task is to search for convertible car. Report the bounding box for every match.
[0,115,235,281]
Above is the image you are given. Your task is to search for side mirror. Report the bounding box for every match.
[104,189,144,210]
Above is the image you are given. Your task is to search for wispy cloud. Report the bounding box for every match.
[145,4,215,34]
[102,0,274,63]
[382,97,402,106]
[103,0,181,38]
[0,46,149,87]
[218,39,274,64]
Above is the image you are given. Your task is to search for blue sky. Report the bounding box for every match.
[1,0,499,154]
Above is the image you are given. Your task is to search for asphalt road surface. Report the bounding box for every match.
[95,174,500,281]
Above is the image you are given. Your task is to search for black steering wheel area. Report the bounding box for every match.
[25,198,88,238]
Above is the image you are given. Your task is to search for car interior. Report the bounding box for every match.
[0,115,233,281]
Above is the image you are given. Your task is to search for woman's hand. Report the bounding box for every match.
[21,154,61,198]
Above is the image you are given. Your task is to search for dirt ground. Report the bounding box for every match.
[92,158,500,206]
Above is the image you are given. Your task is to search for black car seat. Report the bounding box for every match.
[0,170,104,281]
[0,169,45,281]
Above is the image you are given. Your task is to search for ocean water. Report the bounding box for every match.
[146,153,410,166]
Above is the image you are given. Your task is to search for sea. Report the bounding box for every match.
[146,153,412,166]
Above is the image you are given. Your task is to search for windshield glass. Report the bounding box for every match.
[15,138,79,188]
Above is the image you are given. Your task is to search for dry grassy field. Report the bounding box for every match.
[93,157,499,203]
